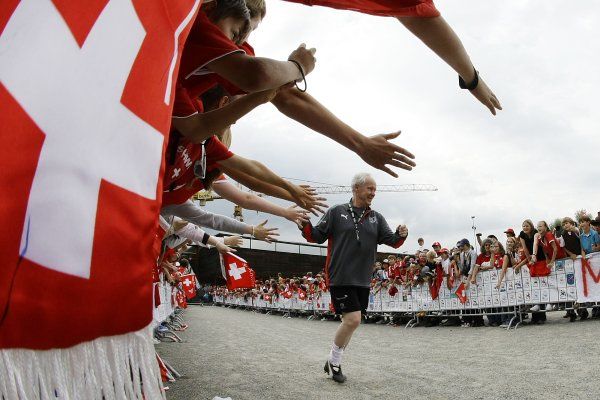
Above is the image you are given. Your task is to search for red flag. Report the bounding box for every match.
[429,264,444,300]
[528,260,551,277]
[176,290,187,309]
[454,283,468,304]
[282,0,440,18]
[0,1,201,351]
[181,274,197,299]
[298,289,307,301]
[282,290,293,299]
[220,252,256,290]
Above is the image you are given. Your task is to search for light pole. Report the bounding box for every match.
[471,216,478,253]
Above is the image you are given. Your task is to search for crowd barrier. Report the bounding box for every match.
[214,253,600,326]
[153,281,178,328]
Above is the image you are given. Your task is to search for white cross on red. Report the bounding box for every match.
[0,0,163,278]
[228,262,246,280]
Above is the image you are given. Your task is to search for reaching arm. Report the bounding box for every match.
[173,220,236,254]
[218,155,319,213]
[271,88,415,177]
[207,44,316,93]
[172,89,276,143]
[496,255,510,289]
[520,238,532,262]
[212,180,309,223]
[397,16,501,115]
[161,200,278,241]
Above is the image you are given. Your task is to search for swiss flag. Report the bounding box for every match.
[181,274,197,299]
[220,252,256,290]
[0,0,201,350]
[282,290,293,299]
[454,283,468,304]
[176,290,187,309]
[298,289,307,301]
[429,264,444,300]
[282,0,440,17]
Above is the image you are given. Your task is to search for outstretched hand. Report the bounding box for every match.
[215,241,235,255]
[469,76,502,115]
[289,184,327,216]
[283,204,310,225]
[252,220,279,243]
[358,131,416,178]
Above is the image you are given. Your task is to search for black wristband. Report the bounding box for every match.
[459,67,479,90]
[288,59,307,92]
[201,232,210,245]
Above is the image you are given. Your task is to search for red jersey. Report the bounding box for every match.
[177,10,254,102]
[476,253,492,267]
[162,136,233,206]
[540,232,566,260]
[388,262,403,278]
[491,253,504,269]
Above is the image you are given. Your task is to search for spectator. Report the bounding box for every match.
[496,237,527,288]
[378,261,389,281]
[457,238,483,327]
[417,237,425,252]
[504,228,516,239]
[580,216,600,254]
[458,239,476,277]
[469,238,492,285]
[561,217,581,260]
[432,242,442,255]
[519,219,546,324]
[487,241,505,326]
[533,221,566,269]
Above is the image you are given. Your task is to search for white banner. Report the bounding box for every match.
[574,253,600,302]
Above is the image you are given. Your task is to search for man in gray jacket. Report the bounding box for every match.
[300,172,408,383]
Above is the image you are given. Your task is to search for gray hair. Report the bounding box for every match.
[351,172,373,189]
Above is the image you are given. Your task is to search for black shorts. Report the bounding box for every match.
[330,286,370,314]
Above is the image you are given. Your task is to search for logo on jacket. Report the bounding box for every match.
[340,214,348,220]
[369,215,377,223]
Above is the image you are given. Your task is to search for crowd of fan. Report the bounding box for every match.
[212,213,600,327]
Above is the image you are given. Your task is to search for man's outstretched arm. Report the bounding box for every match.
[397,16,502,115]
[271,88,416,177]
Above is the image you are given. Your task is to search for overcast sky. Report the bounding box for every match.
[201,0,600,254]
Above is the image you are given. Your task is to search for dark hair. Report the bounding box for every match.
[205,0,250,23]
[200,85,227,112]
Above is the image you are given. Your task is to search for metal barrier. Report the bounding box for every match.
[214,253,600,329]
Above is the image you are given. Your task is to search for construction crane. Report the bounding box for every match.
[192,183,437,221]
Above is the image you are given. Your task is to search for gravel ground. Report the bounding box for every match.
[156,305,600,400]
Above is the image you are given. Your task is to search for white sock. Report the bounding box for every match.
[329,343,344,366]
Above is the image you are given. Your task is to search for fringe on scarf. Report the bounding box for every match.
[0,325,164,400]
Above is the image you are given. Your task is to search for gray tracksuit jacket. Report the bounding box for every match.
[301,202,406,288]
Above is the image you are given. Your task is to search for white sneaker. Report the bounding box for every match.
[545,304,553,311]
[530,305,540,312]
[499,324,508,328]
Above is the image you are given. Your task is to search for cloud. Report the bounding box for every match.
[202,0,600,252]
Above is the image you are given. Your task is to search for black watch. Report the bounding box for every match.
[459,67,479,90]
